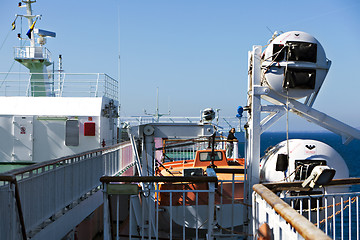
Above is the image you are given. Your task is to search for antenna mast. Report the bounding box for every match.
[144,87,170,122]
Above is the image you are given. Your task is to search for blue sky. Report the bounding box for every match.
[0,0,359,131]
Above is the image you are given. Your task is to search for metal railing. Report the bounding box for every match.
[0,72,118,100]
[14,46,52,62]
[285,192,359,240]
[121,116,246,133]
[253,179,360,240]
[0,175,26,240]
[0,141,134,239]
[157,139,239,163]
[101,175,217,240]
[252,184,328,240]
[101,169,246,240]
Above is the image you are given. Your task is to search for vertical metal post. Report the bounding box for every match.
[170,192,173,240]
[95,73,100,97]
[220,181,224,234]
[332,197,336,239]
[143,134,154,177]
[148,194,152,240]
[308,198,311,221]
[207,182,215,240]
[341,196,344,239]
[246,46,262,235]
[103,184,110,240]
[252,192,256,240]
[130,196,133,240]
[233,141,238,159]
[182,192,185,240]
[316,198,320,227]
[116,195,119,240]
[325,196,328,235]
[349,196,352,240]
[231,174,235,235]
[156,184,159,240]
[9,183,15,240]
[357,196,359,240]
[141,194,145,240]
[196,192,198,239]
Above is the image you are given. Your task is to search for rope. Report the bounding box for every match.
[314,196,357,226]
[284,43,291,181]
[155,156,175,176]
[0,29,12,53]
[298,196,356,213]
[0,40,28,88]
[260,45,287,86]
[281,165,301,182]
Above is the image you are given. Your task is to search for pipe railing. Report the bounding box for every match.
[253,184,331,240]
[252,179,360,240]
[262,178,360,240]
[101,175,218,240]
[101,170,247,240]
[0,175,26,240]
[0,72,118,100]
[0,141,134,239]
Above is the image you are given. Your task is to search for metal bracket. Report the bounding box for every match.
[253,86,270,96]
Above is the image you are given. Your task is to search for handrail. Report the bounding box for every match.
[4,141,130,176]
[0,175,27,240]
[100,175,218,183]
[0,72,118,100]
[253,184,331,240]
[214,168,244,174]
[1,141,133,238]
[263,177,360,192]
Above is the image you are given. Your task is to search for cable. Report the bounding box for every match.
[260,45,286,87]
[281,165,301,182]
[0,29,12,53]
[0,40,28,88]
[284,43,291,181]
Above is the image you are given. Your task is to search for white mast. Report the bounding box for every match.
[14,0,56,97]
[24,0,36,47]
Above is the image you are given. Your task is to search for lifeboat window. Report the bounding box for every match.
[283,68,316,89]
[272,44,286,62]
[287,41,317,63]
[199,151,222,161]
[272,42,317,63]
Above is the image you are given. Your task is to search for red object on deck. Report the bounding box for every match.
[84,122,95,136]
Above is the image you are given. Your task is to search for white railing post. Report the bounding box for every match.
[206,168,217,239]
[59,73,66,97]
[95,73,100,97]
[207,181,215,240]
[233,141,238,159]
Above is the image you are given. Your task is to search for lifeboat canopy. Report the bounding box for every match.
[261,31,331,99]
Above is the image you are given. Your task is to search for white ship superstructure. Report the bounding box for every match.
[0,96,118,162]
[0,0,119,164]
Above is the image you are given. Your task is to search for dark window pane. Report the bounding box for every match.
[65,120,79,146]
[283,68,316,89]
[287,41,317,63]
[272,44,285,62]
